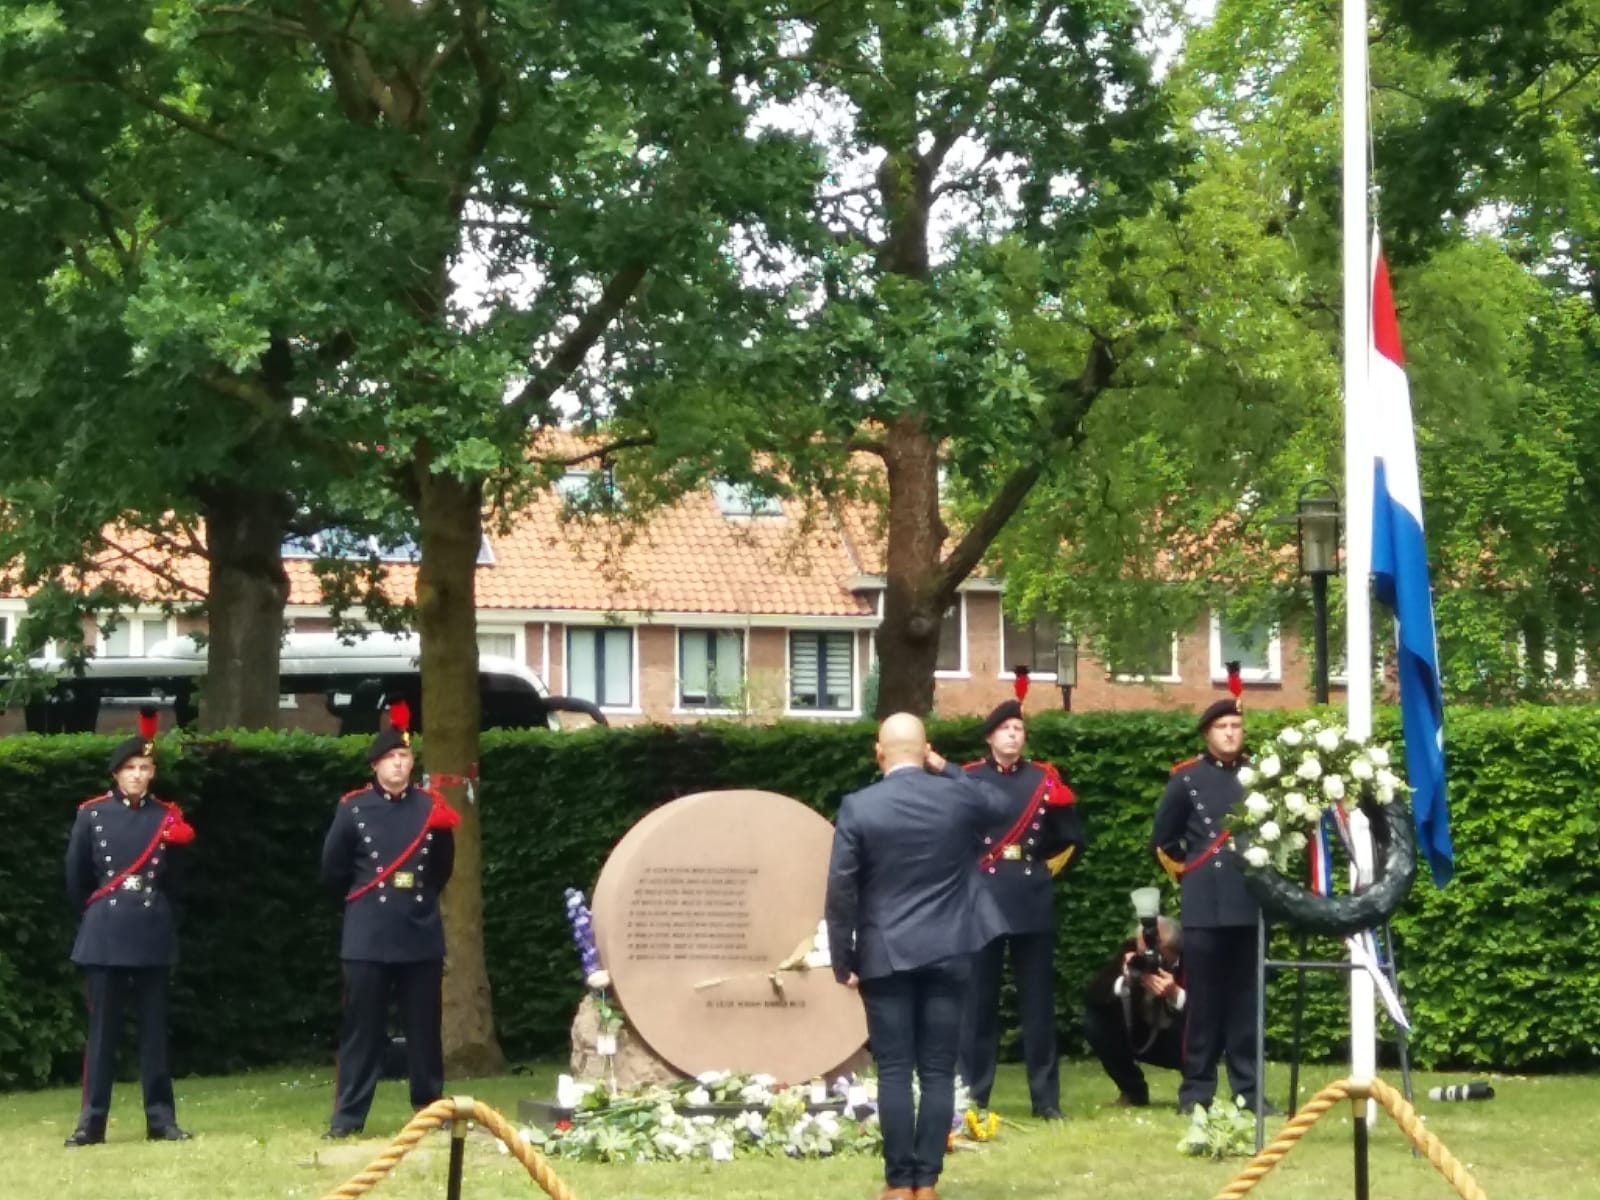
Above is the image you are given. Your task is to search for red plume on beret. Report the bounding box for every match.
[388,699,411,735]
[137,706,159,741]
[1013,666,1030,703]
[1225,661,1243,700]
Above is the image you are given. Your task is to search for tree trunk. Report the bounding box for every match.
[199,486,292,732]
[415,457,505,1075]
[873,416,952,718]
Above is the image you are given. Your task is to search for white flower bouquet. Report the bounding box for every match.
[1225,717,1407,876]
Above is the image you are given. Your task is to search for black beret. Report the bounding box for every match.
[108,706,159,773]
[1197,697,1243,733]
[981,699,1025,738]
[366,726,411,763]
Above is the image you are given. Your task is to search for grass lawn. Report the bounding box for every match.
[0,1059,1580,1199]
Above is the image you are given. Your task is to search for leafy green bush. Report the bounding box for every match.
[2,705,1597,1088]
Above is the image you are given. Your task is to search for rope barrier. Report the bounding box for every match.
[318,1095,578,1200]
[1213,1077,1486,1200]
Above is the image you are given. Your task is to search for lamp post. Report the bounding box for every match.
[1295,480,1342,705]
[1056,636,1079,711]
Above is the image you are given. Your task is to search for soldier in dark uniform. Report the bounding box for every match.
[1149,680,1271,1115]
[321,701,460,1138]
[63,707,196,1146]
[955,688,1086,1120]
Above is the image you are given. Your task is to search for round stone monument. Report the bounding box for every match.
[590,789,867,1083]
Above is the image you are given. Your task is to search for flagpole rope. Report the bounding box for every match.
[1212,1077,1485,1200]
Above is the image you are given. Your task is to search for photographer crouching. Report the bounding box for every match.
[1082,889,1185,1108]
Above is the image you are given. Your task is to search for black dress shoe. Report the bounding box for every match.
[64,1128,105,1147]
[148,1125,193,1141]
[1033,1107,1064,1121]
[322,1126,363,1140]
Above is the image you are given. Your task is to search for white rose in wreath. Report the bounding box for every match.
[1237,766,1257,787]
[1287,830,1308,852]
[1279,727,1304,747]
[1296,756,1323,781]
[1369,746,1390,767]
[1284,793,1307,818]
[1244,792,1272,819]
[1258,820,1282,843]
[1349,757,1375,781]
[1259,754,1282,779]
[1244,846,1271,868]
[1322,775,1346,801]
[1316,728,1342,752]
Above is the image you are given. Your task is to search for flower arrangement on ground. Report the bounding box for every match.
[563,888,622,1041]
[512,1070,993,1164]
[1224,717,1408,878]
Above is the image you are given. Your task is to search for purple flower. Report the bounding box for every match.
[563,887,602,976]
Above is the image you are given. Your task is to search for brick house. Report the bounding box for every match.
[0,469,1340,728]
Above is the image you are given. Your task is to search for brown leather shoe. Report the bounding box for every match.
[912,1188,940,1200]
[878,1189,914,1200]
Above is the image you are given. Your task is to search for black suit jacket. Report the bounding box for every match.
[824,762,1013,983]
[1085,936,1185,1051]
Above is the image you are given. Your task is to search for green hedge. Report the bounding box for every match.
[1,706,1597,1089]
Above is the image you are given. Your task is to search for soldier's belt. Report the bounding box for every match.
[1001,845,1024,861]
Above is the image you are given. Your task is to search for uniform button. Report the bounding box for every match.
[378,882,385,889]
[152,856,160,865]
[421,848,429,855]
[358,822,366,831]
[109,898,117,907]
[147,870,156,879]
[1031,822,1040,830]
[1189,789,1198,797]
[105,856,113,863]
[1213,861,1222,869]
[352,806,361,814]
[89,811,98,818]
[364,836,372,844]
[144,899,153,908]
[106,870,115,878]
[987,867,996,874]
[1024,867,1033,876]
[95,826,103,833]
[99,840,108,847]
[378,895,387,904]
[417,864,425,872]
[415,895,423,903]
[425,833,434,842]
[982,837,992,845]
[1204,818,1212,826]
[370,851,379,859]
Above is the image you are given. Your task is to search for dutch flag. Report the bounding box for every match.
[1368,242,1454,888]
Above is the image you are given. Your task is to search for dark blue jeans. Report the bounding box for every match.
[860,955,971,1190]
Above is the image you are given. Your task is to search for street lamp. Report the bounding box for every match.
[1055,636,1079,711]
[1294,479,1341,704]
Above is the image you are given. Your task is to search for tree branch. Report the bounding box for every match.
[0,137,130,265]
[536,435,659,469]
[505,260,653,422]
[846,435,888,458]
[105,80,282,163]
[937,336,1115,589]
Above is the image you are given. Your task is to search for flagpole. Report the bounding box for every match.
[1342,0,1379,1146]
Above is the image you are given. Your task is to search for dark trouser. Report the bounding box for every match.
[330,960,444,1132]
[860,956,970,1191]
[77,966,176,1133]
[1179,926,1259,1110]
[1083,1001,1184,1105]
[960,931,1058,1111]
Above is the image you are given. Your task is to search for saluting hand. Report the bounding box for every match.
[924,747,947,773]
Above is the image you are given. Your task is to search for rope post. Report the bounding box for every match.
[1347,1080,1371,1200]
[446,1095,474,1200]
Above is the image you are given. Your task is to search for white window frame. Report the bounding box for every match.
[1209,612,1282,684]
[674,628,748,714]
[1109,633,1182,684]
[475,623,527,665]
[998,609,1062,683]
[934,594,969,679]
[785,629,860,718]
[95,613,176,658]
[564,625,641,714]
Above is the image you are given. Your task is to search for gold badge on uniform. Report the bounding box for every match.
[393,872,416,890]
[1001,844,1023,861]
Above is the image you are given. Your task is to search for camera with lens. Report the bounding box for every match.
[1126,888,1167,983]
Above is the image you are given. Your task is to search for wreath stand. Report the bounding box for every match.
[1243,797,1419,1197]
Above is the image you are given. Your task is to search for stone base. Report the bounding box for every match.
[559,992,873,1092]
